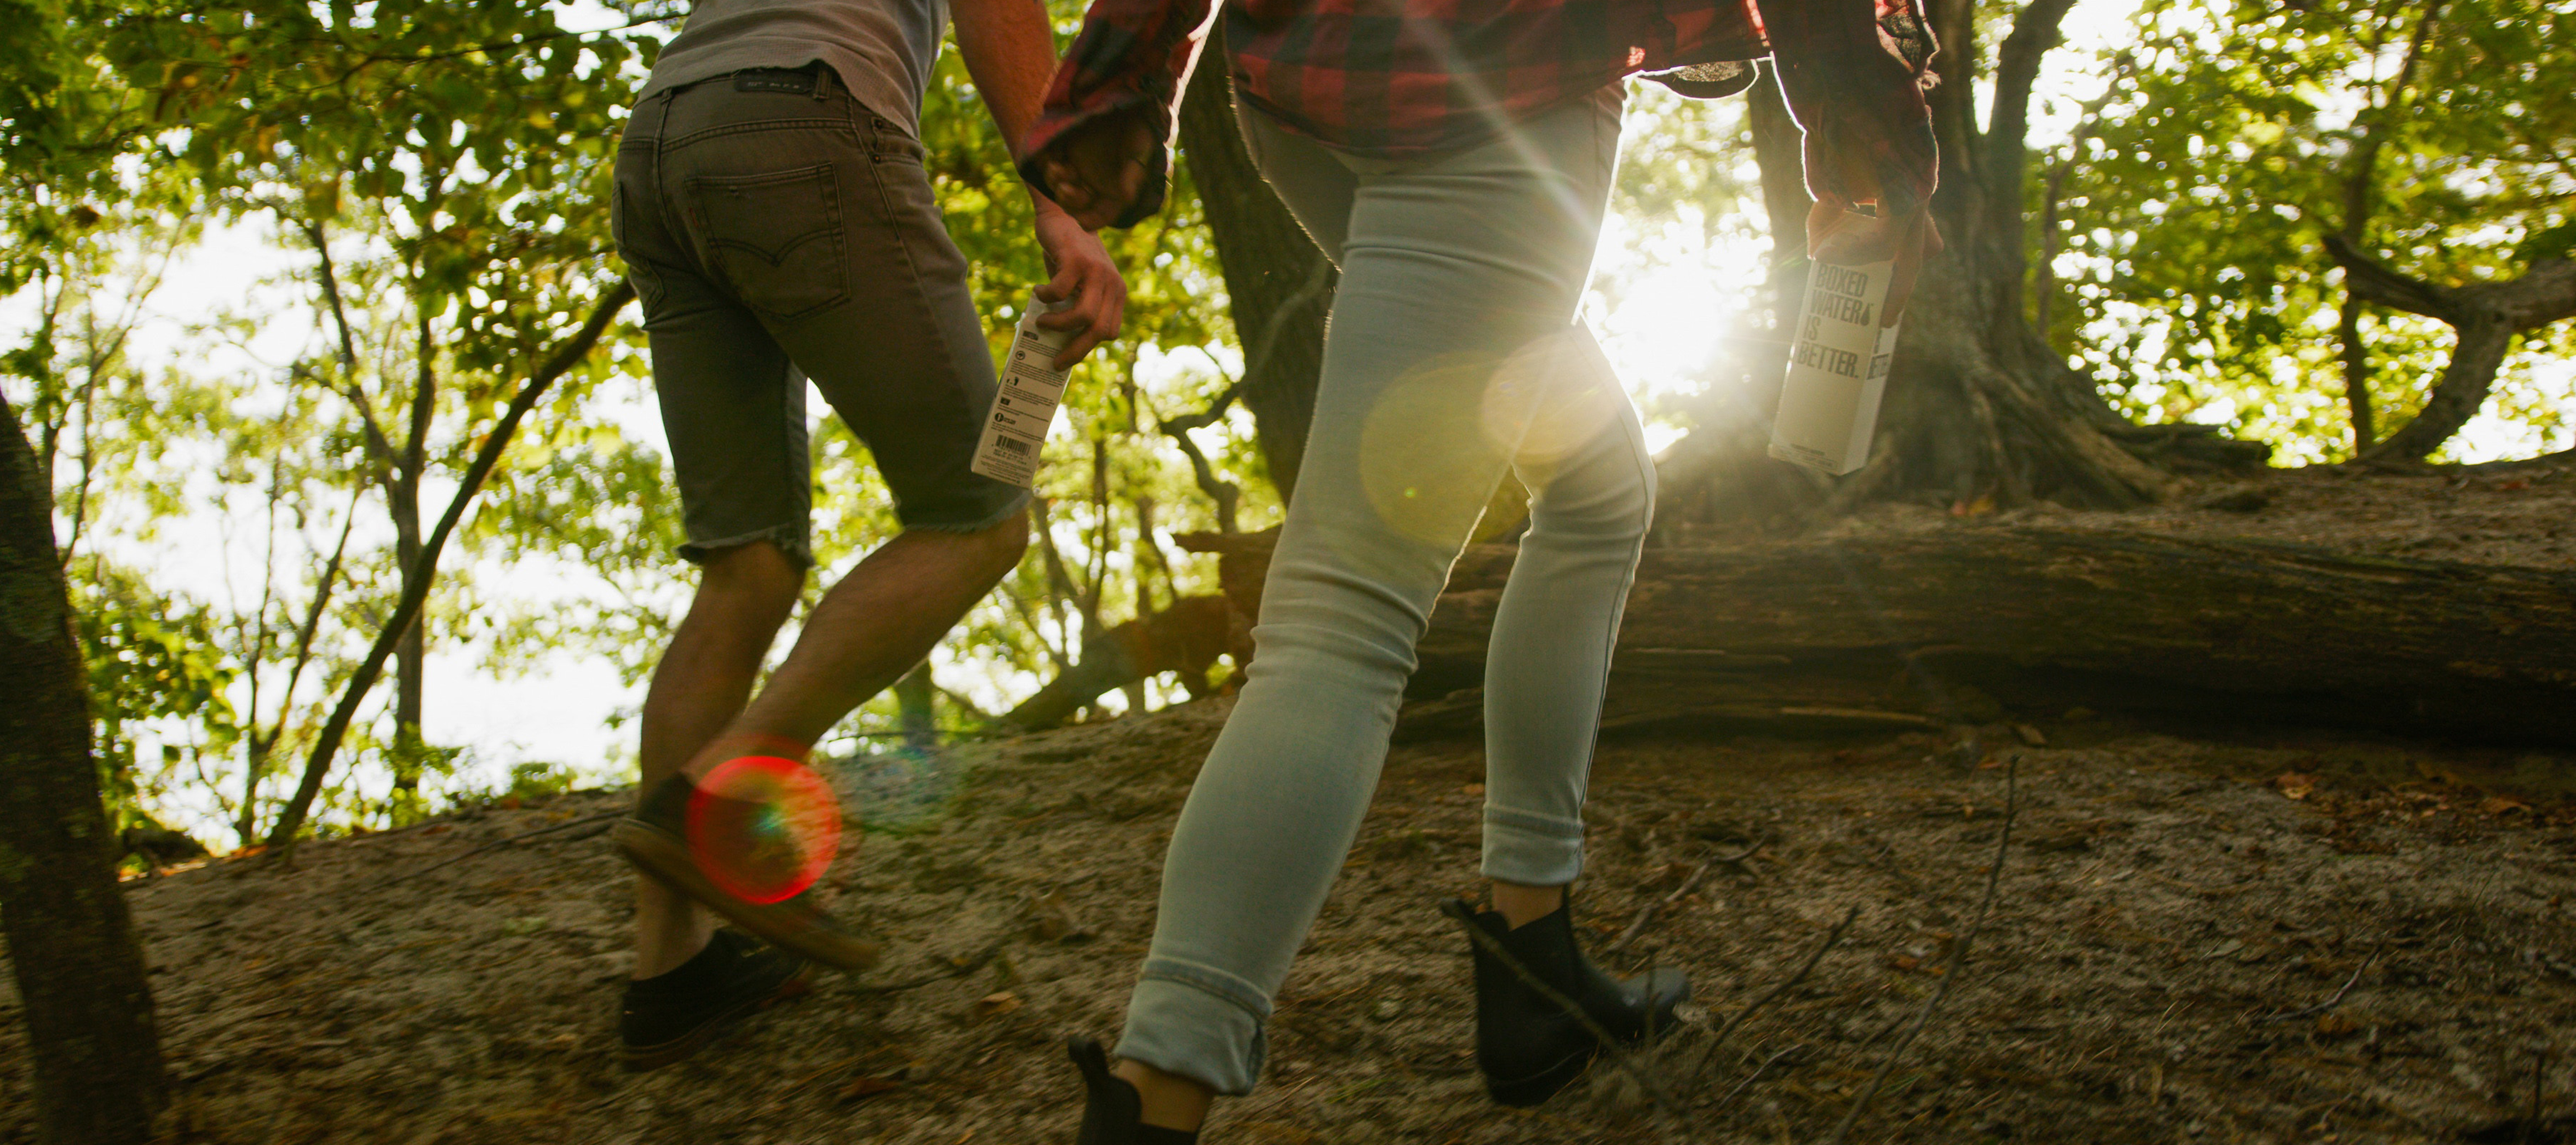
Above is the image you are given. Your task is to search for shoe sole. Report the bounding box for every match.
[1486,1046,1598,1108]
[617,960,815,1072]
[1480,977,1693,1108]
[612,819,883,971]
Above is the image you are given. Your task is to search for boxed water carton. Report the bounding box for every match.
[1769,251,1900,476]
[970,294,1077,487]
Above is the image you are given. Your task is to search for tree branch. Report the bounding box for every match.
[2321,234,2462,322]
[1985,0,2081,173]
[263,282,633,847]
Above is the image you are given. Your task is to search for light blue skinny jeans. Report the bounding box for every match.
[1118,86,1652,1095]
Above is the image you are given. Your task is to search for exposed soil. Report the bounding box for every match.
[5,699,2573,1145]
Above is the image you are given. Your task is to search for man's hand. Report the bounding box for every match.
[1806,198,1942,327]
[1032,205,1127,369]
[1035,108,1157,230]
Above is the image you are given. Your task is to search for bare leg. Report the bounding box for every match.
[1489,880,1568,929]
[632,542,803,979]
[1112,1060,1215,1132]
[1110,883,1565,1138]
[681,516,1030,776]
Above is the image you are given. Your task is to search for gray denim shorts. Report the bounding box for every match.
[611,64,1029,567]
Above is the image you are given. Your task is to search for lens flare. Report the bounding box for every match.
[684,755,842,905]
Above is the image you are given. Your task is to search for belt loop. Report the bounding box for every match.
[812,63,828,102]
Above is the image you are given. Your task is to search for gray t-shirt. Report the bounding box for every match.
[640,0,950,133]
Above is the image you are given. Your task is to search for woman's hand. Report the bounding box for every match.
[1035,107,1158,230]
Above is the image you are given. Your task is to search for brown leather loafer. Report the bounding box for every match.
[613,774,882,971]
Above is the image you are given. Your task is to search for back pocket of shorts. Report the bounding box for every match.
[688,165,849,321]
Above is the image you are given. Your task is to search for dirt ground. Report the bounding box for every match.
[5,698,2573,1145]
[6,460,2572,1145]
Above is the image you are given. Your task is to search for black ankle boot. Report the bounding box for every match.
[1068,1038,1201,1145]
[1442,898,1690,1107]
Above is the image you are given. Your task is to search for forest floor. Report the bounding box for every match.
[4,705,2572,1145]
[5,458,2573,1145]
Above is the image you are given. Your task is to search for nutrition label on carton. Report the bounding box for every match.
[971,295,1077,487]
[1770,253,1900,476]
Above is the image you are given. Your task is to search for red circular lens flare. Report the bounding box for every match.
[683,755,842,905]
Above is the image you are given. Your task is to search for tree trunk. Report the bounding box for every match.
[389,314,435,799]
[1654,0,2265,535]
[1188,525,2576,745]
[1649,68,1839,539]
[266,282,633,847]
[1177,25,1333,503]
[0,392,167,1145]
[893,662,937,752]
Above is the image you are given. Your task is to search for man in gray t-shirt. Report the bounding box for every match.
[641,0,951,137]
[604,0,1125,1071]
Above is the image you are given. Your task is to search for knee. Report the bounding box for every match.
[961,512,1031,580]
[692,541,804,628]
[1528,459,1654,544]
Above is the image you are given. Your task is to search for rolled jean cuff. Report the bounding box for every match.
[900,483,1031,535]
[1115,962,1271,1095]
[676,522,813,570]
[1481,805,1586,887]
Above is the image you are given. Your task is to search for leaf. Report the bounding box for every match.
[973,991,1023,1020]
[2272,773,2317,800]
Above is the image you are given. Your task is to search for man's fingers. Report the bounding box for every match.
[1051,301,1114,368]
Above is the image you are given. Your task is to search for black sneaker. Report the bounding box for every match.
[612,773,883,971]
[617,929,813,1071]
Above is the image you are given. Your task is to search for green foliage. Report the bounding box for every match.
[2049,0,2576,461]
[75,561,238,832]
[12,0,2569,850]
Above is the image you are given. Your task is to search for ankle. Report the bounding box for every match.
[1111,1058,1213,1133]
[1489,880,1567,930]
[678,731,813,781]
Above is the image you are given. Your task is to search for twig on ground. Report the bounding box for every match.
[1821,754,2019,1145]
[1441,901,1691,1127]
[380,810,623,887]
[1716,1042,1805,1111]
[850,943,1003,993]
[1689,905,1862,1085]
[2259,943,2382,1023]
[1608,861,1713,954]
[1710,840,1765,878]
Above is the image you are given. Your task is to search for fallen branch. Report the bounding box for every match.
[1690,905,1861,1086]
[1439,900,1690,1128]
[1607,861,1713,955]
[851,943,1003,993]
[2259,943,2382,1024]
[1715,1042,1806,1111]
[1821,756,2020,1145]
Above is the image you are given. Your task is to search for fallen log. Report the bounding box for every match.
[1002,595,1241,730]
[1186,526,2576,745]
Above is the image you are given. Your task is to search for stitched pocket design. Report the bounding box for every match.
[689,164,849,321]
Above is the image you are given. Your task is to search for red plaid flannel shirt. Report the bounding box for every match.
[1020,0,1940,229]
